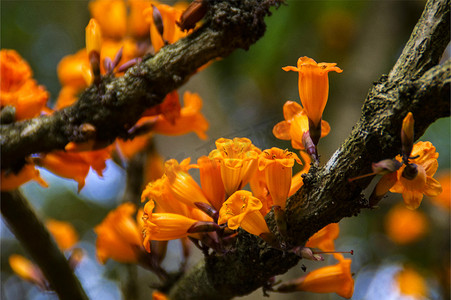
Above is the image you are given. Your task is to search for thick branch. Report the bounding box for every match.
[1,191,88,300]
[1,0,281,170]
[169,0,450,298]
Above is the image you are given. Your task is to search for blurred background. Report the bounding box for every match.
[1,0,449,299]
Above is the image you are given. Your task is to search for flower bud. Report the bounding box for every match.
[401,112,414,162]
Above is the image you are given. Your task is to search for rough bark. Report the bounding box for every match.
[0,0,282,170]
[168,0,450,299]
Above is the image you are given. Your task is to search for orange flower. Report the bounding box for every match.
[273,101,330,150]
[9,255,47,290]
[282,56,342,127]
[45,219,79,251]
[196,156,225,211]
[152,91,209,140]
[164,158,211,209]
[305,223,340,252]
[152,291,168,300]
[218,190,270,237]
[33,150,109,192]
[142,200,200,252]
[1,164,48,191]
[142,176,190,216]
[385,204,428,244]
[209,137,260,196]
[94,203,143,264]
[89,0,127,39]
[430,171,450,210]
[57,49,90,90]
[54,86,79,110]
[249,168,273,216]
[278,254,354,298]
[127,0,152,38]
[1,50,49,121]
[115,135,150,160]
[85,18,103,55]
[258,147,301,209]
[288,151,311,197]
[395,267,428,299]
[0,49,32,92]
[390,141,442,209]
[145,3,188,53]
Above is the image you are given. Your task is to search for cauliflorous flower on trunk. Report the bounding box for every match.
[273,101,330,150]
[144,3,188,53]
[218,190,270,237]
[196,156,226,211]
[89,0,127,39]
[95,203,143,264]
[1,49,32,92]
[142,200,200,252]
[258,147,301,209]
[209,137,260,196]
[164,158,211,209]
[282,56,342,127]
[277,254,354,298]
[152,91,209,140]
[384,204,428,244]
[390,141,442,209]
[305,223,340,251]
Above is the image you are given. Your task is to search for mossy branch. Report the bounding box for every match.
[168,0,450,299]
[0,0,282,170]
[1,191,89,300]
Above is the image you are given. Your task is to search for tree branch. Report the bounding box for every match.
[1,191,88,300]
[1,0,282,170]
[168,0,450,298]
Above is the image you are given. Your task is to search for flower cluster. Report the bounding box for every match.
[1,0,210,192]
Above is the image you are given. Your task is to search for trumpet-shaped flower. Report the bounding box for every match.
[144,3,188,53]
[152,91,209,140]
[277,254,354,298]
[218,190,270,237]
[305,223,340,251]
[282,56,342,127]
[390,141,442,209]
[142,176,190,216]
[258,147,301,209]
[196,156,226,211]
[273,101,330,150]
[85,18,102,56]
[45,219,79,251]
[89,0,127,39]
[164,158,211,209]
[142,200,200,252]
[384,204,428,244]
[94,203,143,264]
[56,49,91,90]
[209,137,260,196]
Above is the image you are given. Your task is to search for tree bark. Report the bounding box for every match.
[168,0,450,298]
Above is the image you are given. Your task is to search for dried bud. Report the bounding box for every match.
[194,202,218,220]
[372,159,402,175]
[302,131,318,162]
[187,221,220,233]
[176,0,209,31]
[151,5,164,37]
[401,112,414,162]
